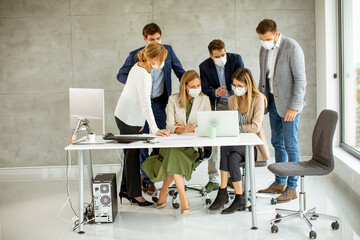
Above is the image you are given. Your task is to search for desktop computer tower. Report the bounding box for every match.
[93,173,118,223]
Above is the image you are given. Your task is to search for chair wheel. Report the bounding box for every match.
[309,230,317,239]
[152,196,158,203]
[275,213,282,223]
[205,198,212,205]
[271,198,277,205]
[331,221,340,230]
[248,205,252,212]
[271,225,278,233]
[172,202,180,209]
[168,190,175,196]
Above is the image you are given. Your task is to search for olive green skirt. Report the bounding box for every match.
[141,147,200,182]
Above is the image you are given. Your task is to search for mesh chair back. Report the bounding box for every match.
[311,110,338,172]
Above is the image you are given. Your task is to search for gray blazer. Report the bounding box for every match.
[258,35,307,118]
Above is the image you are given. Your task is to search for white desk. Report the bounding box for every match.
[65,133,263,233]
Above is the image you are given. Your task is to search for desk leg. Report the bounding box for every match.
[78,150,85,234]
[86,150,94,197]
[244,147,250,209]
[248,145,258,230]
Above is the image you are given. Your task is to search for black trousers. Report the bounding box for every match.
[220,145,257,182]
[115,117,142,198]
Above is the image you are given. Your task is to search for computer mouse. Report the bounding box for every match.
[104,132,114,138]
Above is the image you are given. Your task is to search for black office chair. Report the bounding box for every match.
[268,110,340,239]
[152,147,212,208]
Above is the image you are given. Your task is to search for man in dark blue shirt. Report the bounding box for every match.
[199,39,244,193]
[116,23,185,195]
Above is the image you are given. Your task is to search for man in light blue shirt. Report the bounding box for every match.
[199,39,245,192]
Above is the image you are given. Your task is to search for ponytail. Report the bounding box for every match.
[137,49,147,62]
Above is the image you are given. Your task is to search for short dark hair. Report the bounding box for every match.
[208,39,225,54]
[142,23,162,38]
[256,19,277,34]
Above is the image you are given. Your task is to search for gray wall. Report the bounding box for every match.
[0,0,316,168]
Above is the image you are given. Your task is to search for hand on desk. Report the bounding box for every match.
[156,129,170,137]
[174,123,196,134]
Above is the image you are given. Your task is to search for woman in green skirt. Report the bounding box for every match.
[142,70,211,215]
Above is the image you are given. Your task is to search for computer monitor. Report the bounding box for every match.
[69,88,105,135]
[196,110,240,137]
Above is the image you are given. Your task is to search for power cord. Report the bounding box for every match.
[72,200,95,232]
[58,150,78,222]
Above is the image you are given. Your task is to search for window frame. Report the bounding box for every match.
[339,0,360,159]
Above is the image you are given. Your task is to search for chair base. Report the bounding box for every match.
[270,176,340,239]
[152,184,212,209]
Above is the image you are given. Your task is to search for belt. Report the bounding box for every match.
[151,97,162,103]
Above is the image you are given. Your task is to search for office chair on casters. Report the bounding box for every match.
[152,147,212,209]
[268,110,340,239]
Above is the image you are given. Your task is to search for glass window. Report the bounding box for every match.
[340,0,360,157]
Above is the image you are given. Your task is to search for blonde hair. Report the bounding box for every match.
[137,42,167,67]
[232,68,267,114]
[179,70,203,108]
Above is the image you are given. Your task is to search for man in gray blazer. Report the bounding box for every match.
[256,19,307,203]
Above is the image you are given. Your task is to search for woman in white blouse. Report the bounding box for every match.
[114,42,170,206]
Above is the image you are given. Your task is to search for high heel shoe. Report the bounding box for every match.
[119,192,131,204]
[181,209,190,216]
[181,200,190,215]
[130,197,154,207]
[155,202,166,209]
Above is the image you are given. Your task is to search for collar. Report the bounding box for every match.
[273,33,282,49]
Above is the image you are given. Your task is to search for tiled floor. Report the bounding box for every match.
[0,162,359,240]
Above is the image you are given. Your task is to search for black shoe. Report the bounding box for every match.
[119,192,131,204]
[221,193,246,214]
[130,197,154,207]
[208,188,229,211]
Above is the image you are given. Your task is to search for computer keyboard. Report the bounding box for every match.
[103,134,155,143]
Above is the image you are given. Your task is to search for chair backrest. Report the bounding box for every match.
[311,110,338,172]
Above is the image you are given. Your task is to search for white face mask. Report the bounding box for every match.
[261,35,276,50]
[151,61,164,71]
[151,63,159,69]
[232,86,246,96]
[214,55,227,67]
[146,40,161,44]
[187,87,201,98]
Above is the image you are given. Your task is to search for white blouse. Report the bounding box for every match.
[114,64,159,134]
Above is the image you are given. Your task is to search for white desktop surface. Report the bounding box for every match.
[65,133,263,233]
[65,133,263,150]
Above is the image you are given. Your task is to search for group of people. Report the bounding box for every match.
[113,19,307,215]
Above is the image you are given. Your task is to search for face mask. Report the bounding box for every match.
[232,86,246,96]
[146,40,161,44]
[261,35,276,50]
[214,55,227,67]
[187,87,201,98]
[151,63,159,69]
[152,61,164,71]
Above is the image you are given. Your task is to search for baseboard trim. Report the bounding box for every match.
[0,164,122,182]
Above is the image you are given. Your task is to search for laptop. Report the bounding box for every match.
[196,111,240,137]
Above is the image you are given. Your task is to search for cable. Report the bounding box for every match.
[58,150,78,223]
